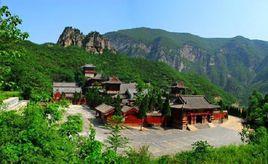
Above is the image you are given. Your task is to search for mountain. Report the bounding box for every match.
[1,40,235,104]
[104,27,268,103]
[57,27,115,54]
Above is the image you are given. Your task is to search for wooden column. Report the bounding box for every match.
[192,115,196,124]
[202,115,206,123]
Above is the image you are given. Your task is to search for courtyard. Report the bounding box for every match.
[66,105,243,156]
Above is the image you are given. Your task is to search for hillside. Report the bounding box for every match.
[104,27,268,103]
[1,40,235,104]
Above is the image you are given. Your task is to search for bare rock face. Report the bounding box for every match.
[57,27,115,54]
[57,27,84,47]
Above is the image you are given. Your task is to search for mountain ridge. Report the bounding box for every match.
[103,27,268,103]
[56,27,268,104]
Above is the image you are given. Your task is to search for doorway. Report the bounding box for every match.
[196,115,202,124]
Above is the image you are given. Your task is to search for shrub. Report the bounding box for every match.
[44,103,64,123]
[60,115,83,136]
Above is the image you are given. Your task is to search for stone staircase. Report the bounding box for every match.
[187,124,198,131]
[2,97,28,111]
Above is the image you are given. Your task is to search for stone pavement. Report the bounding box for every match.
[121,126,242,156]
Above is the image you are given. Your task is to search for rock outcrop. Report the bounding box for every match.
[57,27,115,54]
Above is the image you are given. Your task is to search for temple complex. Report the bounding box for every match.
[53,64,228,130]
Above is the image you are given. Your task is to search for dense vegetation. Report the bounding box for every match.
[105,27,268,104]
[1,5,268,163]
[1,40,236,104]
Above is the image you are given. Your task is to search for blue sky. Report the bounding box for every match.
[2,0,268,43]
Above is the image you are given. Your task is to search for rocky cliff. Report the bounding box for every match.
[57,27,115,54]
[104,28,268,103]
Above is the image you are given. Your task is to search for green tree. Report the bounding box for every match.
[86,88,102,107]
[105,117,128,153]
[79,127,103,162]
[0,5,28,90]
[113,95,122,116]
[246,91,268,128]
[192,140,213,154]
[162,95,171,127]
[60,115,83,136]
[138,95,149,131]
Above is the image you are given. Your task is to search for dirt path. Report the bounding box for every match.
[65,105,96,136]
[220,115,244,132]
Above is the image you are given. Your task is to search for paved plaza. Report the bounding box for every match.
[121,126,242,156]
[66,105,242,156]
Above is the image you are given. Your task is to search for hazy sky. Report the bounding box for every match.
[2,0,268,43]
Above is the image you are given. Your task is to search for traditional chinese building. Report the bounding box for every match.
[170,81,187,96]
[86,73,105,87]
[121,106,141,125]
[95,103,115,123]
[82,64,97,78]
[53,82,82,100]
[170,95,224,129]
[119,83,137,105]
[102,76,122,95]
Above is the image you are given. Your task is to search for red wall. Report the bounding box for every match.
[214,112,228,120]
[124,115,142,125]
[121,108,164,126]
[145,116,163,126]
[123,108,142,125]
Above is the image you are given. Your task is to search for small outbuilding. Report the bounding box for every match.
[82,64,97,78]
[53,82,82,100]
[121,106,141,125]
[95,103,115,123]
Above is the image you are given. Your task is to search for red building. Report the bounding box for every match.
[121,106,142,125]
[170,95,226,129]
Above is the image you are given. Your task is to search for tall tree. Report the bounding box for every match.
[138,95,149,131]
[105,124,128,153]
[113,95,122,116]
[161,95,171,127]
[0,5,28,90]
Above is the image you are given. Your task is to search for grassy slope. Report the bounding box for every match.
[10,41,235,104]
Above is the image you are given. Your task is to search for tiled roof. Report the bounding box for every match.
[171,81,187,88]
[82,64,96,68]
[180,95,220,110]
[95,103,115,114]
[146,111,162,116]
[120,83,137,94]
[53,82,81,93]
[53,82,77,87]
[103,76,122,84]
[121,106,138,113]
